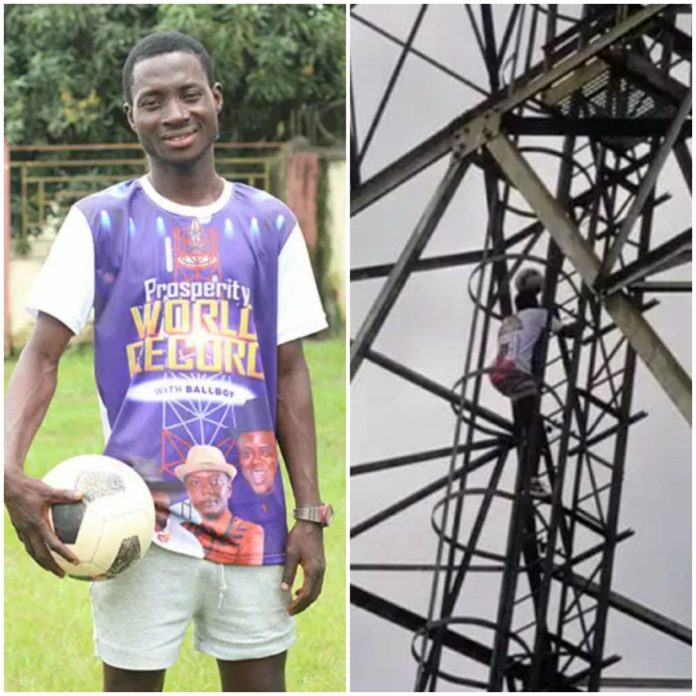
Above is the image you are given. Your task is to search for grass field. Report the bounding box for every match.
[4,336,346,692]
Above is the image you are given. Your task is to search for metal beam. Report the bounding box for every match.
[673,139,692,193]
[351,249,485,281]
[598,228,692,295]
[350,446,506,538]
[351,585,501,671]
[486,132,692,424]
[502,115,692,138]
[351,4,667,215]
[357,6,427,167]
[350,156,470,378]
[351,438,509,476]
[600,48,689,105]
[629,281,692,293]
[562,572,692,645]
[596,677,692,690]
[363,347,514,433]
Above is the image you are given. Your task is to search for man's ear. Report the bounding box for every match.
[212,82,223,113]
[125,103,137,132]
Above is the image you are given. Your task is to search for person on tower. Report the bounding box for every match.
[489,268,578,499]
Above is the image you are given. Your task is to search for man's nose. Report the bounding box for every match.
[162,97,190,123]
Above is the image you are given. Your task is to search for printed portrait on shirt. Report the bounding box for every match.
[173,445,264,565]
[233,397,279,496]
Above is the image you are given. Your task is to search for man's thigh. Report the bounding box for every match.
[91,545,203,671]
[103,665,166,692]
[217,652,286,692]
[194,564,295,662]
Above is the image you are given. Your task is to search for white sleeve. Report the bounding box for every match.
[277,223,328,345]
[25,206,95,335]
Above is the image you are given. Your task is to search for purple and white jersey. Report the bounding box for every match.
[28,177,327,565]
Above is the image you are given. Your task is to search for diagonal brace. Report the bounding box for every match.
[350,156,470,379]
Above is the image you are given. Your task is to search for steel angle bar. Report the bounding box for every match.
[562,572,692,645]
[350,156,470,379]
[600,87,693,276]
[673,140,692,193]
[350,446,506,538]
[351,585,524,674]
[502,115,692,138]
[363,347,514,433]
[599,48,689,105]
[599,228,692,294]
[351,249,485,281]
[350,74,361,189]
[351,4,667,215]
[350,12,489,98]
[563,655,623,688]
[486,133,692,424]
[351,437,508,476]
[596,677,692,690]
[351,562,502,572]
[630,281,692,293]
[646,15,693,60]
[357,6,427,167]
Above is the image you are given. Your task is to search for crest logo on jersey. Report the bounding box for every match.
[173,219,222,282]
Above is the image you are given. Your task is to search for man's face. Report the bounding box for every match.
[238,431,278,495]
[125,51,223,168]
[184,470,232,520]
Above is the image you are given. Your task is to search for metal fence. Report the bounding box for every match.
[9,142,285,247]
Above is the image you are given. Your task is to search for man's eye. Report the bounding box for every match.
[141,100,159,110]
[183,92,201,101]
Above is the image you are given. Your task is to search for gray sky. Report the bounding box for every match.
[350,5,692,691]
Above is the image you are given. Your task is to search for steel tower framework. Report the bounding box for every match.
[350,4,692,691]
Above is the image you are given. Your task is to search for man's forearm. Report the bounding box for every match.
[5,314,73,486]
[276,341,321,507]
[5,347,60,480]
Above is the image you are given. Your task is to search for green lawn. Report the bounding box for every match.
[4,336,346,692]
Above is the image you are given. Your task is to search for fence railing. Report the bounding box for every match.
[9,142,285,248]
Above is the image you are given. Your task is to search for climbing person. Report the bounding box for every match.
[489,268,577,499]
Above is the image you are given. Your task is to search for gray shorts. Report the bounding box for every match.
[90,544,296,671]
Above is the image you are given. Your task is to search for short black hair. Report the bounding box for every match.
[515,289,540,311]
[122,31,215,104]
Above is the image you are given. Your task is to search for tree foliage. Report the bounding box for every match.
[4,4,345,145]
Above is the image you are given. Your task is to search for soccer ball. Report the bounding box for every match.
[515,267,544,293]
[42,455,155,581]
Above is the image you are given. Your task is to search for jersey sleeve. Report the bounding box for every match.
[277,223,328,345]
[25,205,95,335]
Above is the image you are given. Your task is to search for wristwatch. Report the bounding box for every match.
[294,503,334,527]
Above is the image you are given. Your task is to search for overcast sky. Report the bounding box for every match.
[350,5,692,691]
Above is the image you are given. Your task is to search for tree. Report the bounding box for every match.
[4,4,345,145]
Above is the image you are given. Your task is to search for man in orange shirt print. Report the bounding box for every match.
[175,445,264,565]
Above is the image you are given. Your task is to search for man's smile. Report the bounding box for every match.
[162,129,198,148]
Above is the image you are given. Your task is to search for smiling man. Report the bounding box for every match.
[4,31,331,692]
[176,445,264,565]
[239,430,278,496]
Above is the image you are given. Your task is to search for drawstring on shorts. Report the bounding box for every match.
[216,563,228,609]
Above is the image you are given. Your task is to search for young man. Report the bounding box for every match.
[4,31,332,692]
[489,269,576,499]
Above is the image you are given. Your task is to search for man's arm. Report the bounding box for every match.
[276,338,325,615]
[4,312,83,576]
